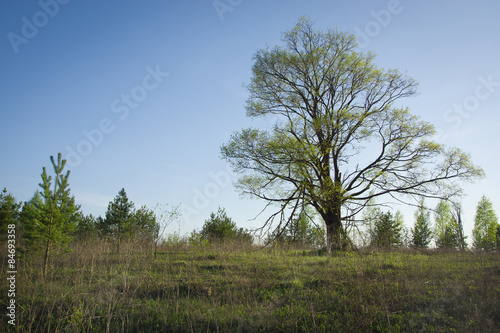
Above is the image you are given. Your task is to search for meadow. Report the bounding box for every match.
[1,240,499,332]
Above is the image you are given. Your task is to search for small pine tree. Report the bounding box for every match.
[472,196,499,251]
[200,207,238,241]
[370,210,403,247]
[104,188,135,253]
[21,153,79,277]
[412,198,433,248]
[199,207,252,244]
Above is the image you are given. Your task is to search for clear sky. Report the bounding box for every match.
[1,0,499,243]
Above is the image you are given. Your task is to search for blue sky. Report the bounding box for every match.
[1,0,499,243]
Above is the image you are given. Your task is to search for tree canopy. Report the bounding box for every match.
[221,18,484,252]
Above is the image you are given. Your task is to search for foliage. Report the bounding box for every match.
[132,205,159,242]
[368,210,404,247]
[269,206,325,248]
[153,203,181,257]
[497,225,500,249]
[220,17,484,253]
[434,200,463,249]
[9,241,500,332]
[199,207,252,243]
[449,202,468,250]
[102,188,135,246]
[74,212,98,241]
[20,153,79,276]
[412,198,433,248]
[472,196,499,251]
[0,187,21,241]
[99,188,161,252]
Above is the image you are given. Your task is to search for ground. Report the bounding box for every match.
[1,241,499,332]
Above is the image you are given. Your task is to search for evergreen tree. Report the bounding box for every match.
[75,212,98,241]
[412,198,433,248]
[104,188,134,253]
[0,188,21,241]
[200,207,238,241]
[370,210,404,247]
[199,207,252,243]
[472,196,499,251]
[21,153,79,277]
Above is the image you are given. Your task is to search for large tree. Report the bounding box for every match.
[220,18,484,252]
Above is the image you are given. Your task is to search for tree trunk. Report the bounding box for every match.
[43,240,50,278]
[43,214,54,278]
[323,205,345,254]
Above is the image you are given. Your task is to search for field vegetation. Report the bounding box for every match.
[1,239,499,332]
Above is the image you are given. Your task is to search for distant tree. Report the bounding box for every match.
[400,226,412,248]
[200,207,252,243]
[450,202,467,250]
[369,210,404,247]
[153,203,181,257]
[412,198,433,248]
[434,200,461,249]
[132,205,159,243]
[270,206,325,248]
[0,188,21,241]
[472,196,499,251]
[21,153,79,277]
[104,188,135,253]
[74,212,98,241]
[95,215,108,239]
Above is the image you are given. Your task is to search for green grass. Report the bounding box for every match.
[1,241,499,332]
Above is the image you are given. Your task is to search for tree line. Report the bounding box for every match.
[1,152,499,278]
[4,18,497,263]
[362,197,499,250]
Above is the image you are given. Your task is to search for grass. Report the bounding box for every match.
[1,240,500,332]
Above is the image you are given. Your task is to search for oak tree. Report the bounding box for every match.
[221,18,484,252]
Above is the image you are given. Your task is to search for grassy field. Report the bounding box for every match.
[1,241,499,332]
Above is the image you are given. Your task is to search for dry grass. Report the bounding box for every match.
[1,240,499,332]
